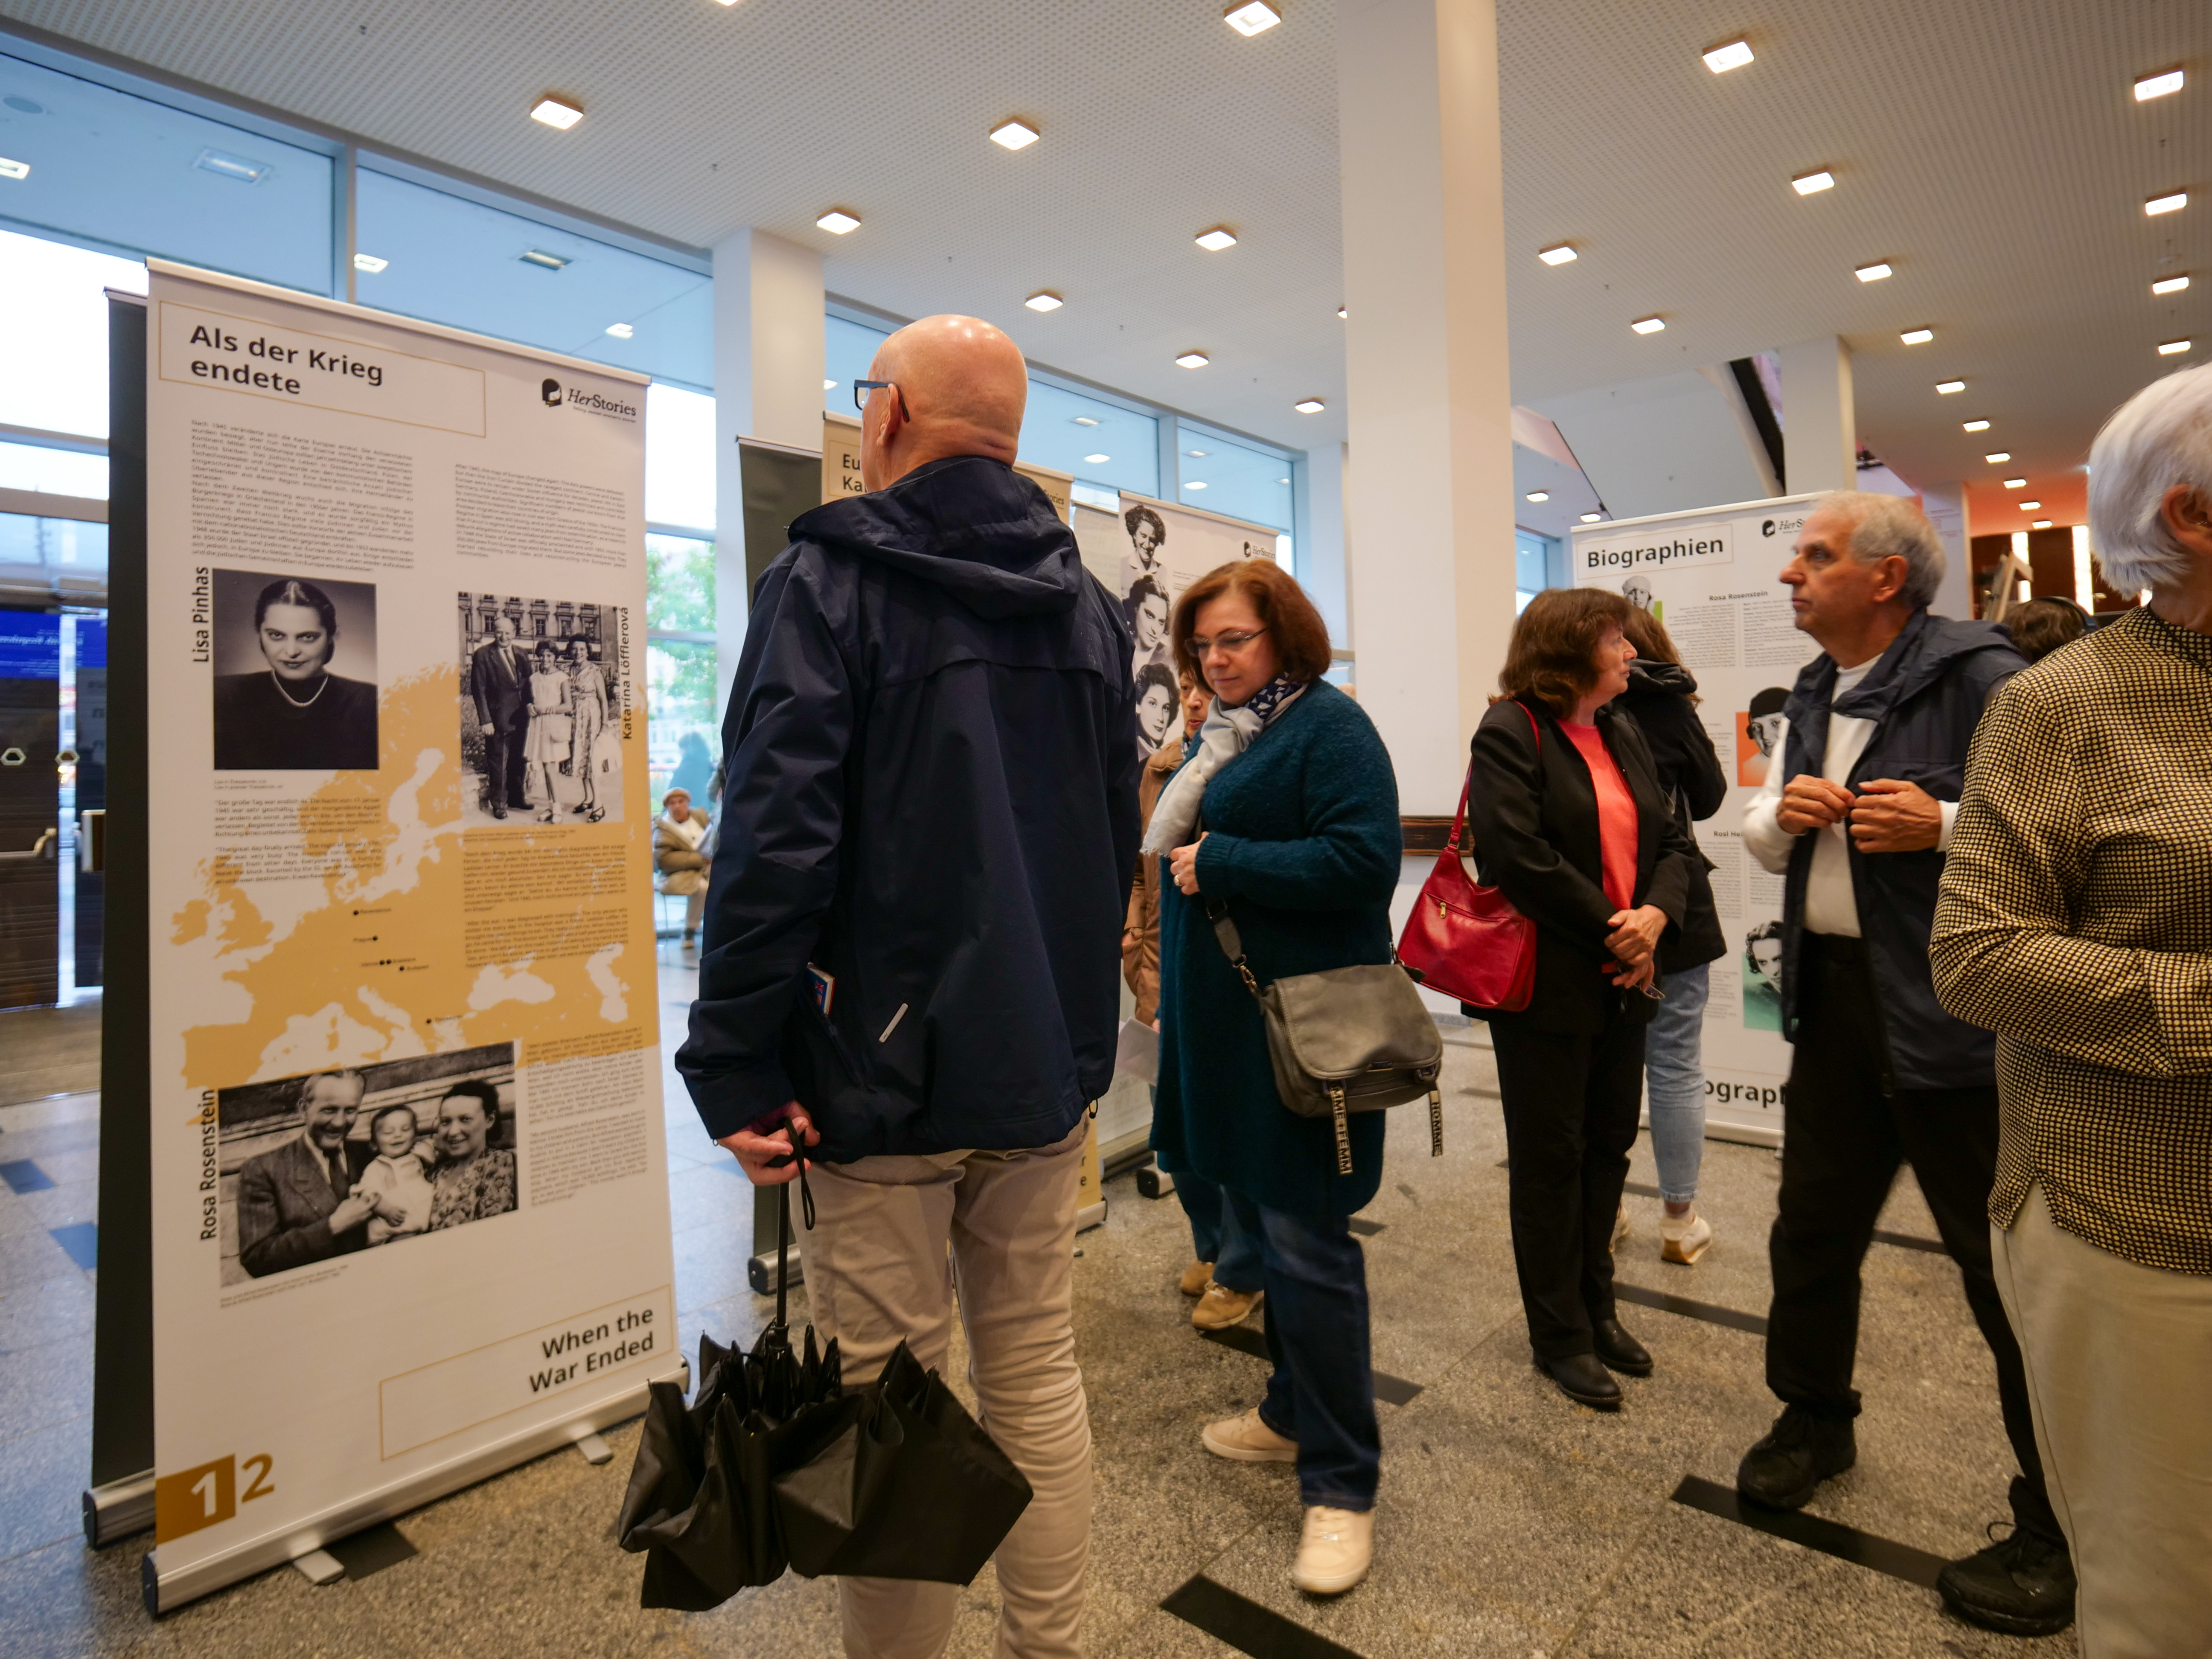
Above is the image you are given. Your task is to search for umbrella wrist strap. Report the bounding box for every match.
[773,1159,817,1333]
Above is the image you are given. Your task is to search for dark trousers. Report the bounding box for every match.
[1491,1010,1647,1360]
[483,710,530,808]
[1223,1189,1380,1510]
[1770,933,2061,1544]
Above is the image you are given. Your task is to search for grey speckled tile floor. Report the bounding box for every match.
[0,944,2076,1658]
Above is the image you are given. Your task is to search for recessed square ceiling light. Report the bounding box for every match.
[1855,262,1892,282]
[1525,490,1550,502]
[1024,291,1063,311]
[1703,39,1754,73]
[1900,327,1934,344]
[2146,191,2188,216]
[1084,454,1110,464]
[1224,1,1282,38]
[2032,519,2053,529]
[0,157,28,180]
[1538,243,1577,265]
[1293,398,1325,413]
[1964,419,1992,431]
[1072,416,1100,426]
[816,209,861,234]
[1985,451,2011,463]
[2152,275,2190,295]
[1936,379,1966,393]
[2004,477,2026,489]
[1630,315,1665,334]
[195,148,273,183]
[2159,338,2193,355]
[352,253,388,274]
[605,322,634,339]
[518,249,570,270]
[1176,352,1210,367]
[824,379,837,390]
[2018,500,2042,511]
[1336,306,1347,319]
[1580,512,1603,523]
[1186,449,1209,457]
[1278,477,1290,485]
[1195,227,1238,252]
[530,96,583,130]
[2135,68,2184,101]
[990,119,1039,151]
[1792,169,1835,195]
[1186,480,1209,490]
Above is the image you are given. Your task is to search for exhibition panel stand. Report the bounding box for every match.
[1570,493,1826,1146]
[87,263,682,1613]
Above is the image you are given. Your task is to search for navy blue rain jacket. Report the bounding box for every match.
[677,455,1140,1161]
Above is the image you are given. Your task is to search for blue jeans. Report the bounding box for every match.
[1175,1169,1263,1293]
[1224,1188,1380,1511]
[1644,961,1709,1204]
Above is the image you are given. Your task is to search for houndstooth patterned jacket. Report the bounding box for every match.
[1932,606,2212,1274]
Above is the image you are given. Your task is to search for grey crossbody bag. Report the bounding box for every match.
[1206,901,1445,1176]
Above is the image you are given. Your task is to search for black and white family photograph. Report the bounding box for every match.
[215,1043,521,1288]
[210,568,380,771]
[458,592,625,827]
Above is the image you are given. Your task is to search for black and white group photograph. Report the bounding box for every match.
[214,1042,521,1287]
[458,591,626,827]
[209,568,380,771]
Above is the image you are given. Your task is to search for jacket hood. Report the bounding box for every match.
[1625,660,1699,699]
[789,455,1084,621]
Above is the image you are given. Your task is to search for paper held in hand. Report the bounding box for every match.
[1114,1019,1158,1084]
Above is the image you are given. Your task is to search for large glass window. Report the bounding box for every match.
[0,51,333,294]
[1176,425,1291,533]
[646,384,716,532]
[825,314,890,416]
[354,168,711,389]
[644,535,717,806]
[1022,381,1158,500]
[0,225,146,445]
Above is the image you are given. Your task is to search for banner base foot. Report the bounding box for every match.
[1135,1161,1176,1199]
[748,1248,802,1296]
[291,1550,345,1586]
[1077,1200,1107,1233]
[571,1432,613,1466]
[82,1471,156,1548]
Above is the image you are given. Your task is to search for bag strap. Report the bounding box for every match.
[1448,700,1543,862]
[1205,899,1265,1001]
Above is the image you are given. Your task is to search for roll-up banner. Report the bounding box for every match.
[820,413,1074,521]
[1571,494,1825,1147]
[139,261,678,1610]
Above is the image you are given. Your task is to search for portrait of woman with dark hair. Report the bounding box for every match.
[1134,660,1179,757]
[212,575,379,770]
[1124,504,1167,578]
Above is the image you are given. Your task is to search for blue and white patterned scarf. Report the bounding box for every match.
[1141,673,1308,857]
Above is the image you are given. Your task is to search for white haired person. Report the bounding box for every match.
[1933,363,2212,1657]
[654,787,711,947]
[1732,494,2067,1636]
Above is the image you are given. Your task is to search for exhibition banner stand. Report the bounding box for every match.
[1571,494,1824,1145]
[127,261,678,1611]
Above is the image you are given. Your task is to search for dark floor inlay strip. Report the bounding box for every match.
[1670,1475,1948,1589]
[322,1521,419,1580]
[1346,1217,1384,1237]
[50,1222,96,1271]
[1199,1326,1424,1405]
[1872,1229,1947,1256]
[0,1159,55,1194]
[1162,1573,1368,1659]
[1622,1180,1662,1199]
[1613,1281,1767,1336]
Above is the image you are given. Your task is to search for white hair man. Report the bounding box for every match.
[1933,362,2212,1655]
[1734,493,2067,1634]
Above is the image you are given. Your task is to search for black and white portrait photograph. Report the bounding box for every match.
[216,1042,520,1287]
[1742,920,1784,1031]
[459,592,626,827]
[210,569,379,771]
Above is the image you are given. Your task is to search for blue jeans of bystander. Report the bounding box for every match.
[1176,1169,1264,1294]
[1644,961,1709,1205]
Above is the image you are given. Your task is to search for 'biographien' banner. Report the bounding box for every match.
[140,261,677,1610]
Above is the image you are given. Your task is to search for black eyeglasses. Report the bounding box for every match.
[853,379,899,413]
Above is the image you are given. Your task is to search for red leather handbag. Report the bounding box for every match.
[1396,704,1539,1013]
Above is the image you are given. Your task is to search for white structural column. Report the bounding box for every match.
[711,228,826,707]
[1778,336,1856,495]
[1338,0,1517,815]
[1919,480,1974,618]
[1294,440,1350,649]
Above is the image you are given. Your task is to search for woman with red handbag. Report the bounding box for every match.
[1464,588,1701,1410]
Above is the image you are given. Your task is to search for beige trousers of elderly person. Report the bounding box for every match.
[1992,1185,2212,1659]
[800,1119,1091,1659]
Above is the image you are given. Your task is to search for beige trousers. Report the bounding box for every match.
[1991,1185,2212,1659]
[801,1120,1091,1659]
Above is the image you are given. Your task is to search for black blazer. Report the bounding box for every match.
[1615,662,1728,971]
[1463,697,1699,1034]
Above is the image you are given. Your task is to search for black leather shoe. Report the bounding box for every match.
[1591,1317,1653,1376]
[1735,1405,1856,1509]
[1535,1352,1621,1410]
[491,803,507,819]
[1937,1527,2076,1636]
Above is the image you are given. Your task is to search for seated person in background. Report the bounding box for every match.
[654,786,712,948]
[2001,596,2087,663]
[355,1104,435,1245]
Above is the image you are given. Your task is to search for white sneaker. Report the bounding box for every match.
[1202,1407,1297,1463]
[1660,1205,1714,1265]
[1292,1505,1374,1595]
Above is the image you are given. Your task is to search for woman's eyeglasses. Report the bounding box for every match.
[1188,627,1267,657]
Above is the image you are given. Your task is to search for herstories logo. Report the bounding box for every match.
[536,376,639,424]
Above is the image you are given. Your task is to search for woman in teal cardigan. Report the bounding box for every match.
[1150,559,1401,1599]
